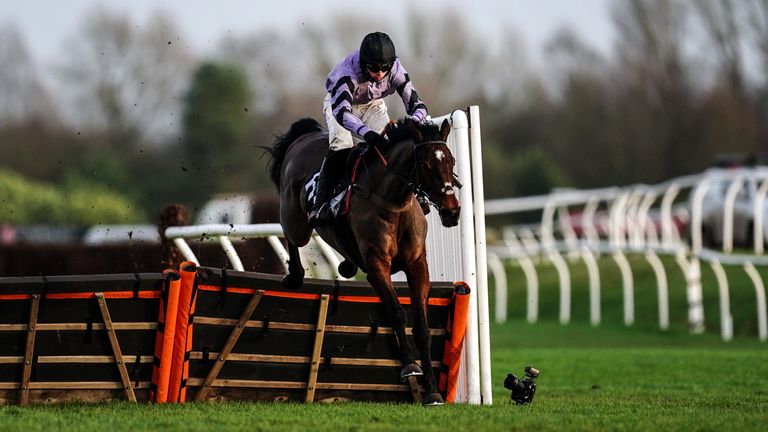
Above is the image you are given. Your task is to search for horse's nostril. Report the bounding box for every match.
[439,207,461,226]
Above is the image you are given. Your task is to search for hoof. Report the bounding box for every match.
[338,260,358,278]
[422,393,445,406]
[400,363,423,380]
[281,273,303,290]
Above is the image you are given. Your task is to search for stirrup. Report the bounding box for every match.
[308,203,332,226]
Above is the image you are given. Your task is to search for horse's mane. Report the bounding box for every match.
[264,118,323,187]
[386,117,442,145]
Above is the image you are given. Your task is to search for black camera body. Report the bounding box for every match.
[504,366,540,405]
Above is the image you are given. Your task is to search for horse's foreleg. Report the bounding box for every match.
[281,241,305,290]
[366,252,419,379]
[405,257,444,405]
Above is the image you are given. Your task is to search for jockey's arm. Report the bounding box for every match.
[328,76,375,138]
[392,63,428,123]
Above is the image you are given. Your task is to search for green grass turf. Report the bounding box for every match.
[1,255,766,431]
[2,321,765,432]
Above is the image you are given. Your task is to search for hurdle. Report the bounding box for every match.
[0,273,164,404]
[0,107,490,405]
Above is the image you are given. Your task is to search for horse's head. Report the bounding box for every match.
[388,118,461,227]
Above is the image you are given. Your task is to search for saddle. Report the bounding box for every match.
[304,147,357,219]
[304,143,432,220]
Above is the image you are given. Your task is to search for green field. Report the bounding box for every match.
[1,255,767,431]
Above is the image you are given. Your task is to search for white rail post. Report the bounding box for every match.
[542,199,572,325]
[613,251,635,326]
[722,175,745,253]
[582,246,601,326]
[743,262,768,341]
[521,259,540,323]
[685,257,706,333]
[557,205,580,260]
[709,260,733,341]
[690,178,711,253]
[582,197,601,255]
[645,251,669,330]
[267,236,291,273]
[218,236,244,271]
[609,193,634,326]
[488,252,508,324]
[637,190,658,248]
[469,105,492,406]
[502,233,539,323]
[312,236,344,279]
[453,109,480,404]
[625,190,644,249]
[754,179,768,254]
[660,183,680,249]
[173,238,199,265]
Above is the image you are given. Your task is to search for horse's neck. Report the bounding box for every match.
[364,141,414,204]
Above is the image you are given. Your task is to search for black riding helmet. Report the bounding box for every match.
[360,32,396,72]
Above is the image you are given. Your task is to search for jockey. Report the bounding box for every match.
[308,31,429,226]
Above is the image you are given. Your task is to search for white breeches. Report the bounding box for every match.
[323,93,389,151]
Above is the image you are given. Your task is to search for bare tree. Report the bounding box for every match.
[743,0,768,149]
[56,7,195,148]
[399,7,522,114]
[609,0,700,182]
[745,0,768,83]
[692,0,746,93]
[0,25,58,125]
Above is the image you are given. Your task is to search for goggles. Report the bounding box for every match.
[366,63,391,73]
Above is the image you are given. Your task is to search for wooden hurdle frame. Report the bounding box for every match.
[0,266,469,405]
[0,273,164,405]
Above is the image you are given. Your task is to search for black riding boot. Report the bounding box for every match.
[308,151,341,227]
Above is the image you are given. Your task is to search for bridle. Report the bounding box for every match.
[404,140,462,210]
[353,138,462,213]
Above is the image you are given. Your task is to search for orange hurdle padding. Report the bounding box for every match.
[168,262,198,403]
[153,269,181,403]
[150,271,173,401]
[438,281,471,403]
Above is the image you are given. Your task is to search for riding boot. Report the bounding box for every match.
[308,151,340,227]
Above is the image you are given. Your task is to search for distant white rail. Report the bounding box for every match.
[164,223,343,278]
[487,167,768,342]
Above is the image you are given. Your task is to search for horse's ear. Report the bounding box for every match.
[439,119,451,142]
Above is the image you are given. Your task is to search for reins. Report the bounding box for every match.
[346,139,459,214]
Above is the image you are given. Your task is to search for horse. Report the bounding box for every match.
[264,117,461,405]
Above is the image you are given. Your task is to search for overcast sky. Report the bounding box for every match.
[0,0,615,68]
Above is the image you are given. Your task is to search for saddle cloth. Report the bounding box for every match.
[304,172,348,219]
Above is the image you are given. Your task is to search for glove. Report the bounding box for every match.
[363,131,387,149]
[410,115,426,124]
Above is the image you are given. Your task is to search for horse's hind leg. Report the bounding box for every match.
[405,257,444,406]
[281,241,305,290]
[280,190,311,290]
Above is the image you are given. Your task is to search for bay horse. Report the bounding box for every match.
[265,117,460,405]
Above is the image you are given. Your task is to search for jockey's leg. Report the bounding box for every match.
[323,93,354,150]
[310,95,355,227]
[307,149,341,226]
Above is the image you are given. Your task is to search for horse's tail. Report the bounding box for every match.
[264,118,323,188]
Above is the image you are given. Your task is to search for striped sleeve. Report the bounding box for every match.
[326,75,372,137]
[394,67,428,123]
